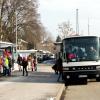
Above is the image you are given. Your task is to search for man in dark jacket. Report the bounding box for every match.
[17,55,22,71]
[22,57,28,76]
[56,57,63,82]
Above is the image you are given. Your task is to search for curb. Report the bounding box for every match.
[56,84,65,100]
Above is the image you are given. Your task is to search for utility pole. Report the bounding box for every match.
[88,18,90,35]
[16,11,17,52]
[0,0,3,34]
[76,9,79,35]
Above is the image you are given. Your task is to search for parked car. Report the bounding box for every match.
[42,59,56,65]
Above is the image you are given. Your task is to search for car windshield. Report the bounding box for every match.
[63,37,99,62]
[42,59,56,65]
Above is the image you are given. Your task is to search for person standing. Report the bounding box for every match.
[17,55,22,71]
[31,57,34,71]
[3,55,10,76]
[22,57,28,76]
[56,56,63,82]
[33,56,37,71]
[8,56,12,76]
[27,55,32,70]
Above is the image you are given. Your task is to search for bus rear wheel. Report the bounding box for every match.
[96,77,100,82]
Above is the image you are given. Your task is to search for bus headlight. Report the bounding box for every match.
[96,66,100,70]
[73,67,75,70]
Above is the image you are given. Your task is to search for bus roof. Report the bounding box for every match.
[0,41,15,48]
[63,35,99,40]
[17,49,37,53]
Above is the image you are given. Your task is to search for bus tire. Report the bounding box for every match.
[96,77,100,82]
[65,81,69,86]
[82,78,87,84]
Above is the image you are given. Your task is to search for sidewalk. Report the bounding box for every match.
[0,64,65,100]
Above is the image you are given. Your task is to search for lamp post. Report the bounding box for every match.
[76,9,79,35]
[0,0,2,33]
[15,11,17,52]
[88,18,90,36]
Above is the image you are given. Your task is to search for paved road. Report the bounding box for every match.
[62,80,100,100]
[0,64,64,100]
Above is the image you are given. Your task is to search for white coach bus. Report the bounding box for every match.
[60,36,100,85]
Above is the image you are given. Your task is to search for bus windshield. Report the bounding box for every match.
[63,36,99,62]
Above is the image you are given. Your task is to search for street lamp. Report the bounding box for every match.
[15,11,17,52]
[76,9,79,35]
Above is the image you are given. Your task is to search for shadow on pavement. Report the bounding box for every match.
[0,71,64,84]
[65,78,88,86]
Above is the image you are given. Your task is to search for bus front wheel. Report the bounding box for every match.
[96,77,100,81]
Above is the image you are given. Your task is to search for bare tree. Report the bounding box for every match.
[0,0,48,49]
[58,21,75,39]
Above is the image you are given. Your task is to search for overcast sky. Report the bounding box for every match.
[38,0,100,40]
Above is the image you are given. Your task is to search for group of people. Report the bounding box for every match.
[17,54,37,76]
[0,50,14,76]
[66,45,97,62]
